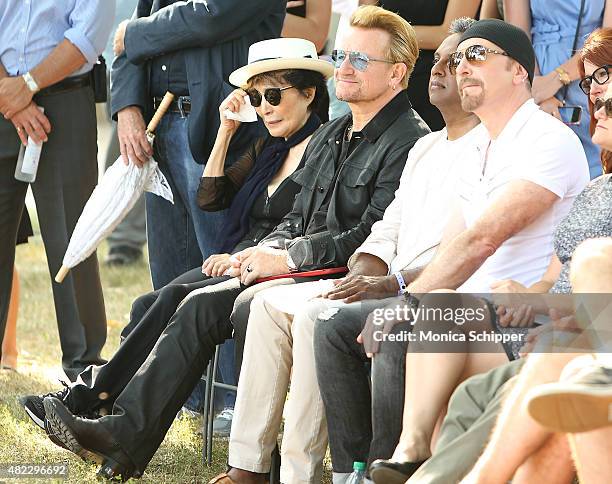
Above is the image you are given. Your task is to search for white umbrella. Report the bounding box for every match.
[55,93,175,283]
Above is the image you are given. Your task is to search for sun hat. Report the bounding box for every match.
[229,38,335,87]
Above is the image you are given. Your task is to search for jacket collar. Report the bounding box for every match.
[352,90,412,143]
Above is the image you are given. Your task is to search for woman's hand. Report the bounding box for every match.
[218,89,247,136]
[538,97,564,121]
[491,280,533,327]
[202,253,232,277]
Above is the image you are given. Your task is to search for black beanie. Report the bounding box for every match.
[458,18,535,83]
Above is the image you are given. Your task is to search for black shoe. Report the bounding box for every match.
[43,397,139,481]
[105,246,142,267]
[369,459,426,484]
[19,382,71,429]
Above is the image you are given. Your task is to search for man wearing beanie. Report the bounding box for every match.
[310,18,591,484]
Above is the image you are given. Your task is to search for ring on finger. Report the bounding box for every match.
[16,126,22,133]
[246,265,253,273]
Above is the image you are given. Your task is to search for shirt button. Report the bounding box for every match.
[19,57,24,62]
[335,140,340,144]
[318,186,324,193]
[161,65,167,71]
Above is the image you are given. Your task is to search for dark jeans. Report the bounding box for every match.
[146,113,227,290]
[313,298,411,473]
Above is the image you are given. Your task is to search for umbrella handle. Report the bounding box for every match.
[55,265,70,283]
[146,92,175,135]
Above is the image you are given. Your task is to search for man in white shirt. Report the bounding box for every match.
[313,18,589,483]
[226,18,483,484]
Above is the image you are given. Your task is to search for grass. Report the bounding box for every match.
[0,221,230,483]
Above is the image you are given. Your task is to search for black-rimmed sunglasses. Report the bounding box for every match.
[448,45,509,75]
[246,86,295,107]
[579,65,612,95]
[331,49,395,72]
[594,97,612,116]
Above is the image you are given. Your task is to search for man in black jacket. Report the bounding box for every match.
[39,6,429,480]
[111,0,286,289]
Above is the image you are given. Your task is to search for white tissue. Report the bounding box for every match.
[223,94,258,123]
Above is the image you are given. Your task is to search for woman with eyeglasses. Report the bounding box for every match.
[369,27,612,484]
[500,0,612,179]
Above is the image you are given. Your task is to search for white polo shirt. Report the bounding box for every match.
[350,124,487,273]
[457,99,590,293]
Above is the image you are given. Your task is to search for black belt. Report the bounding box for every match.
[153,95,191,115]
[35,72,92,98]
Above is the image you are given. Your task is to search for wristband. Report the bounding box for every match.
[393,271,408,296]
[22,71,40,94]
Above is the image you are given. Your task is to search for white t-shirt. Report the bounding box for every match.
[350,124,487,273]
[457,99,590,293]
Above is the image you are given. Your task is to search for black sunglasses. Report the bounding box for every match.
[448,45,509,75]
[331,49,395,72]
[246,86,294,107]
[594,97,612,116]
[579,65,612,95]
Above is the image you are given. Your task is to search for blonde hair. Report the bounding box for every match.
[349,5,419,89]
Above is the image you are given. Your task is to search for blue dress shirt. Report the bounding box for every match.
[0,0,115,77]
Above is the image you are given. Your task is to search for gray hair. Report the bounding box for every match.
[449,17,476,35]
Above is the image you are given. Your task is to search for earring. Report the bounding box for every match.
[392,84,397,90]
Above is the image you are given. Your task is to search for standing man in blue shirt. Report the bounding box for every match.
[0,1,115,381]
[110,0,287,290]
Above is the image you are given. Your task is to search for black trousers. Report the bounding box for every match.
[313,298,411,473]
[0,86,106,379]
[69,267,220,413]
[71,268,299,473]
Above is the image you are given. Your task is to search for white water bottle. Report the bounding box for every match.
[14,107,45,183]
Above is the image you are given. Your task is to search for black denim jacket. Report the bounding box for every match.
[261,91,430,270]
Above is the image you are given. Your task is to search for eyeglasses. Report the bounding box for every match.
[331,49,395,72]
[594,97,612,117]
[579,65,612,95]
[246,86,295,107]
[448,45,509,75]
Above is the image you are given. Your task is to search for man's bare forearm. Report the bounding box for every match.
[0,63,7,80]
[349,253,389,277]
[30,39,87,89]
[407,230,493,294]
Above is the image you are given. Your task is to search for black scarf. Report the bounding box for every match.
[216,113,321,253]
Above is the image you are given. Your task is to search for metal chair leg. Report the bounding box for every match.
[202,357,213,464]
[206,345,221,465]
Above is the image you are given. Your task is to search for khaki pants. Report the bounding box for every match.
[229,290,333,483]
[408,359,524,484]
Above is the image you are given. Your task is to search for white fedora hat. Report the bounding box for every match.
[229,38,335,87]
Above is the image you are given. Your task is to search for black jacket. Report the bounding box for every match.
[262,91,430,270]
[110,0,286,164]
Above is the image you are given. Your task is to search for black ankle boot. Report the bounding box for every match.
[43,397,138,481]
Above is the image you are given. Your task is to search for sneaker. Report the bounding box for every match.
[527,363,612,433]
[176,406,202,420]
[212,408,234,437]
[105,245,142,267]
[19,382,71,430]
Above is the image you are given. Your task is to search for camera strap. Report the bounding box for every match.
[561,0,585,103]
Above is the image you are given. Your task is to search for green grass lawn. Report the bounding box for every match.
[0,227,230,483]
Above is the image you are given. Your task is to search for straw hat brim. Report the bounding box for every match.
[229,57,335,87]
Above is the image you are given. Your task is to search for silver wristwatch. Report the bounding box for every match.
[22,72,40,94]
[286,252,298,272]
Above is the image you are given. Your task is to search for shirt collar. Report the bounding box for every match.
[486,98,539,146]
[348,90,413,143]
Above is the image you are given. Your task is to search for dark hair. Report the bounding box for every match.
[246,69,330,122]
[580,27,612,174]
[449,17,476,35]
